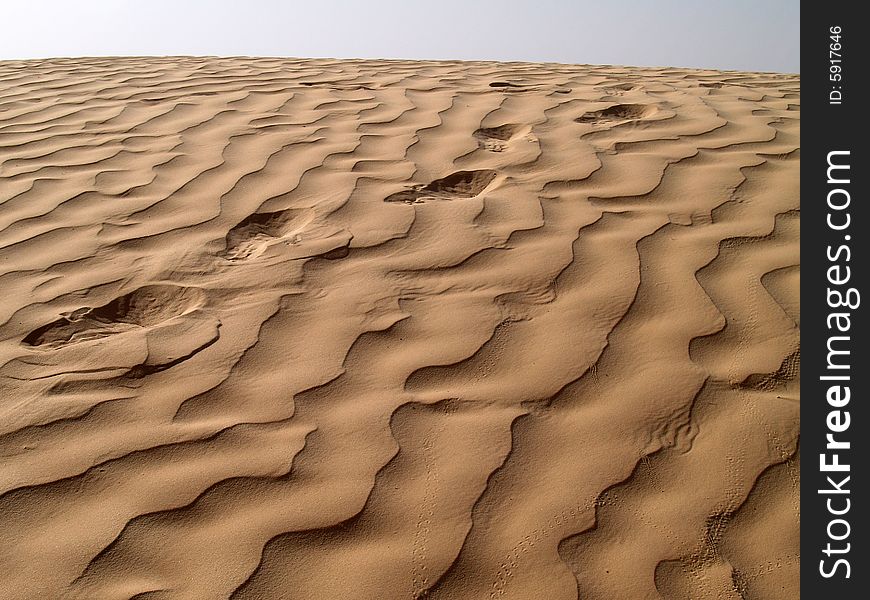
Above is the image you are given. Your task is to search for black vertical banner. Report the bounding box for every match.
[803,1,868,597]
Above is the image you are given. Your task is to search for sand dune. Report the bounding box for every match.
[0,57,799,599]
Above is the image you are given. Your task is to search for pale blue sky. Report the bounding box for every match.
[2,0,799,72]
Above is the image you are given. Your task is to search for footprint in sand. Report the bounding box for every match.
[384,170,498,204]
[575,103,657,125]
[23,284,206,348]
[472,124,536,153]
[598,82,640,97]
[223,209,311,261]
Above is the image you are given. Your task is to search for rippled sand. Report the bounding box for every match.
[0,57,799,600]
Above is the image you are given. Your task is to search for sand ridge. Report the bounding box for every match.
[0,57,799,599]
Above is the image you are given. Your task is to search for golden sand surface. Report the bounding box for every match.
[0,57,799,599]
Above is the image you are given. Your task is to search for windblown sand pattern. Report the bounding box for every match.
[0,57,799,599]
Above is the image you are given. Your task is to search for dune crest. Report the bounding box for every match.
[0,57,799,599]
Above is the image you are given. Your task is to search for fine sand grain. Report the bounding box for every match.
[0,57,799,600]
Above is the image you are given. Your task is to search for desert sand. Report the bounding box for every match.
[0,57,799,599]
